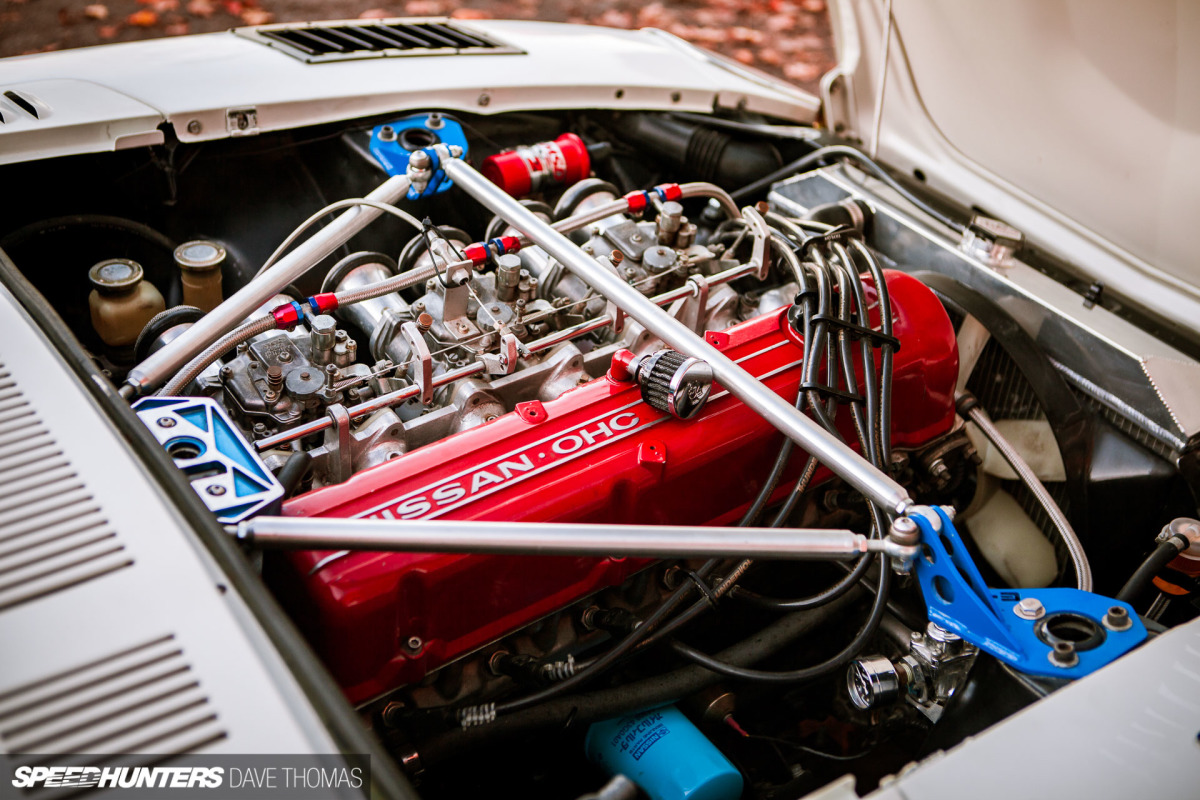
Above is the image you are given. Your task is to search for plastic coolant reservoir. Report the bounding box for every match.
[966,418,1065,482]
[585,705,743,800]
[961,474,1058,587]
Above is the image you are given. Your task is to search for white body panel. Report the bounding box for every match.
[0,21,818,165]
[825,0,1200,334]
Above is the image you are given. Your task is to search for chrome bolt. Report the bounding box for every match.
[408,149,431,169]
[187,119,202,135]
[277,350,292,363]
[156,417,177,428]
[405,635,424,654]
[206,485,226,496]
[889,516,920,547]
[1014,597,1046,620]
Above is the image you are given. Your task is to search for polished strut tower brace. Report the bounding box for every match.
[237,509,1148,681]
[237,517,918,562]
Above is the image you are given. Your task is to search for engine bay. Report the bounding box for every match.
[4,102,1200,800]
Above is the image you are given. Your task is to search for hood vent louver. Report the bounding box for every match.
[236,18,523,64]
[0,90,49,124]
[0,634,226,757]
[0,362,132,611]
[4,91,39,119]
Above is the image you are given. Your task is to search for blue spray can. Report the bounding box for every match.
[584,705,743,800]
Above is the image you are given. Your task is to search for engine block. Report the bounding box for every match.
[275,271,958,703]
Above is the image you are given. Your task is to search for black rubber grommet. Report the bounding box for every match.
[955,392,980,417]
[134,305,206,363]
[554,178,621,220]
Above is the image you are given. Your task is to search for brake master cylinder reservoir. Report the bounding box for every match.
[87,258,165,347]
[585,705,743,800]
[174,239,225,312]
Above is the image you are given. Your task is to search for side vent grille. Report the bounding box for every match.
[0,90,47,124]
[0,362,132,610]
[4,91,39,119]
[0,635,226,757]
[236,18,523,64]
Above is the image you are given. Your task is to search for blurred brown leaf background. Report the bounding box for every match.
[0,0,834,92]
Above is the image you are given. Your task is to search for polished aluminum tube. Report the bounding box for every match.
[124,174,412,397]
[235,516,903,560]
[442,157,914,515]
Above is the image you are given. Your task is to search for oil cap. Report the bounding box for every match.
[174,240,226,272]
[88,258,144,294]
[634,349,713,420]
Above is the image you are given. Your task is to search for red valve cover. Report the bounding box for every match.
[274,270,958,703]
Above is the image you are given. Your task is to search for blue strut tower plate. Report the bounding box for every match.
[910,506,1146,679]
[370,113,468,195]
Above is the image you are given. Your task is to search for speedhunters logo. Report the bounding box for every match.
[12,767,224,789]
[4,756,368,797]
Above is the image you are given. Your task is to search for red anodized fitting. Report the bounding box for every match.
[623,183,684,214]
[308,293,339,314]
[464,243,490,265]
[464,236,524,267]
[271,301,303,330]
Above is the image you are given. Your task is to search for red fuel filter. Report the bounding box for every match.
[481,133,591,197]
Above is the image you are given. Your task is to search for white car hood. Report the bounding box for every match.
[0,19,817,165]
[825,0,1200,334]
